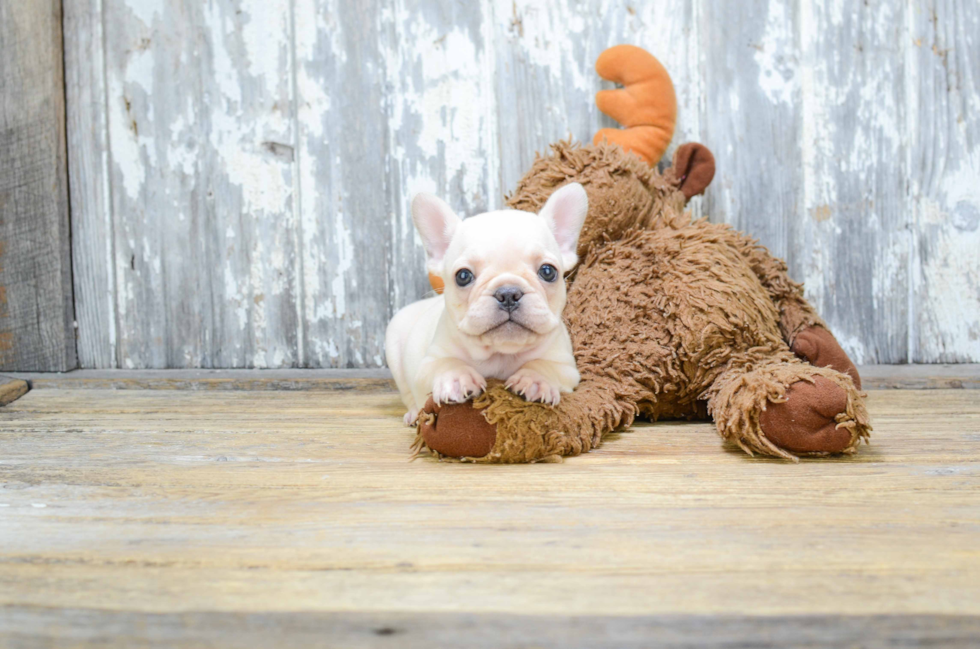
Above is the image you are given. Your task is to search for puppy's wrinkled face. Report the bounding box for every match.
[445,211,564,349]
[412,184,588,354]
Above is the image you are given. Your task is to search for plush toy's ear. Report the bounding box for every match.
[412,193,461,276]
[538,183,588,270]
[667,143,716,200]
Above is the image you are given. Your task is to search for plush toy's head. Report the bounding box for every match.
[504,46,714,266]
[503,141,714,264]
[505,141,676,259]
[428,45,714,290]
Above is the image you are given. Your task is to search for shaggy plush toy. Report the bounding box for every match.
[413,45,870,463]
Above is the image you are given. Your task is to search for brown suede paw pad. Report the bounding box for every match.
[759,377,855,454]
[417,396,497,459]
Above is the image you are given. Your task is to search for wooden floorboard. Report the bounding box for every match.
[0,388,978,646]
[2,610,978,649]
[3,363,980,392]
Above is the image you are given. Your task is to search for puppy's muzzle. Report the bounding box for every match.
[494,286,523,313]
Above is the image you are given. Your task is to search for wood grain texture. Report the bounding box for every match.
[3,610,978,649]
[701,0,801,264]
[4,364,980,391]
[909,0,980,362]
[0,0,77,371]
[65,0,980,367]
[0,377,29,405]
[13,369,395,392]
[294,0,390,368]
[797,0,909,363]
[0,388,978,645]
[64,0,116,369]
[382,0,500,325]
[101,0,301,369]
[859,362,980,389]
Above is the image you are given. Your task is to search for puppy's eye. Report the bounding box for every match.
[455,268,474,287]
[538,264,558,282]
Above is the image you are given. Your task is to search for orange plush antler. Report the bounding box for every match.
[592,45,677,166]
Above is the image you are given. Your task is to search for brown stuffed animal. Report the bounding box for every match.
[412,46,870,463]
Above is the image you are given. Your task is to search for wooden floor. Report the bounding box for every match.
[1,385,978,647]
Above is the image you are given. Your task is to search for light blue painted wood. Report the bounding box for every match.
[64,0,980,367]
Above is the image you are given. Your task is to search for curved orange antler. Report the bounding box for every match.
[592,45,677,166]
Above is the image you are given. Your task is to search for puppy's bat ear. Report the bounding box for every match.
[412,193,461,276]
[539,183,588,270]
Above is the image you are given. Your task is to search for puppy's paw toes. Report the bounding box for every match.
[403,410,419,426]
[432,367,486,405]
[505,370,561,406]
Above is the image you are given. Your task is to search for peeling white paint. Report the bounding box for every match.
[327,214,353,320]
[385,6,495,209]
[498,0,591,94]
[754,0,797,105]
[74,0,980,368]
[916,150,980,361]
[127,0,165,27]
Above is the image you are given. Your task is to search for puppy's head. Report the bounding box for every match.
[412,184,588,354]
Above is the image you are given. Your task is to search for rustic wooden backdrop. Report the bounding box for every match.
[0,0,76,371]
[61,0,979,369]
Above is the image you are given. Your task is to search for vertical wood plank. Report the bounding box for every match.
[65,0,117,368]
[102,0,300,368]
[797,0,909,363]
[700,0,801,263]
[0,0,77,371]
[294,0,391,368]
[382,0,499,317]
[492,0,599,194]
[909,0,980,362]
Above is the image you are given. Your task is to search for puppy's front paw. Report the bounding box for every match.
[505,369,562,406]
[432,366,486,405]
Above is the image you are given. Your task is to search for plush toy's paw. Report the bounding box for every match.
[792,326,862,390]
[759,377,856,454]
[431,366,486,405]
[417,396,497,459]
[504,369,562,406]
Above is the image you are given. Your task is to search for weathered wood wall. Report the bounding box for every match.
[0,0,77,371]
[64,0,980,368]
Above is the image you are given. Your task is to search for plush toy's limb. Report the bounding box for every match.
[414,395,497,459]
[704,353,870,460]
[657,143,847,385]
[414,378,636,463]
[728,238,862,389]
[790,326,861,390]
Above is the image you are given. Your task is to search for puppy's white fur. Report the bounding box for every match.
[385,184,588,425]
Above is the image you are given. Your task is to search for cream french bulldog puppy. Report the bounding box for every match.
[385,184,588,425]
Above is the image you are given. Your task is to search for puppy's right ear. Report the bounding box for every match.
[412,193,461,276]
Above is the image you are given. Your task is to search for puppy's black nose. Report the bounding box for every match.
[494,286,523,312]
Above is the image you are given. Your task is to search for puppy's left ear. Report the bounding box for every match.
[539,183,588,270]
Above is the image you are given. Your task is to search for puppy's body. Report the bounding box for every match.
[386,189,588,425]
[386,292,577,424]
